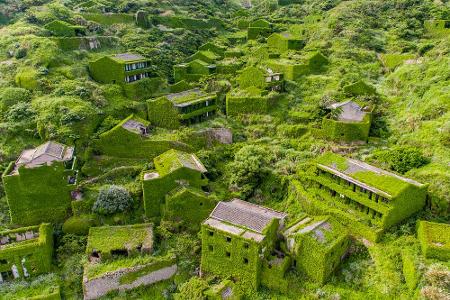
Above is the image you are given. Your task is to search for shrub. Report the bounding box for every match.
[62,214,96,235]
[371,146,429,174]
[0,87,31,112]
[228,145,270,199]
[92,185,133,215]
[175,277,208,300]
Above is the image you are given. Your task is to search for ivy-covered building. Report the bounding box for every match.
[89,53,152,84]
[298,153,428,242]
[0,224,53,282]
[226,87,279,116]
[147,89,218,129]
[93,114,189,160]
[142,149,209,219]
[2,141,77,225]
[267,51,329,80]
[417,221,450,261]
[173,59,217,83]
[322,100,373,142]
[267,32,305,53]
[424,19,450,36]
[247,19,272,40]
[201,199,288,290]
[44,20,86,37]
[282,215,350,284]
[237,66,284,92]
[83,224,177,299]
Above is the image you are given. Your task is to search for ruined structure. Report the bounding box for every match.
[2,141,77,225]
[142,149,211,222]
[294,153,428,242]
[322,100,373,142]
[148,89,217,128]
[0,224,53,282]
[89,53,152,84]
[83,224,176,299]
[417,221,450,261]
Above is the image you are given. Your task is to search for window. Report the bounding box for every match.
[208,245,213,252]
[243,243,249,249]
[226,251,231,258]
[199,202,203,206]
[226,237,232,243]
[208,231,214,236]
[243,258,249,264]
[0,259,7,264]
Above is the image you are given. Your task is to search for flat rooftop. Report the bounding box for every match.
[154,149,207,176]
[113,53,147,62]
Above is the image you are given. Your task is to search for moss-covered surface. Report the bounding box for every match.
[417,221,450,261]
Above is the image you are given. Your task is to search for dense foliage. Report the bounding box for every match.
[0,0,449,299]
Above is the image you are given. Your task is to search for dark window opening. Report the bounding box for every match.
[199,202,203,206]
[0,259,7,264]
[243,258,249,264]
[244,243,249,249]
[293,259,297,267]
[226,237,232,243]
[208,245,213,252]
[111,249,128,257]
[208,231,214,236]
[226,251,231,258]
[91,251,100,258]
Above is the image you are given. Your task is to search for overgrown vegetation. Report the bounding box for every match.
[0,0,449,299]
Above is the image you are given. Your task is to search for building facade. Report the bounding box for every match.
[0,223,53,283]
[299,153,427,241]
[89,53,152,84]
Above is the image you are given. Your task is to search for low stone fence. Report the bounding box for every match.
[83,262,177,300]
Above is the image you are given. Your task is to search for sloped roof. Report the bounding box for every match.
[327,100,367,122]
[154,149,207,176]
[208,199,287,234]
[316,153,425,198]
[15,141,74,169]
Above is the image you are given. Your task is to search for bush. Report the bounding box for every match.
[228,145,270,199]
[92,185,133,215]
[62,214,96,235]
[371,146,429,174]
[0,87,31,112]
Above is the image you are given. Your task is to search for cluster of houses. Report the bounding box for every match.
[1,12,449,300]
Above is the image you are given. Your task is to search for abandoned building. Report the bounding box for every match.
[267,32,305,52]
[173,59,217,83]
[142,149,209,219]
[300,153,428,242]
[238,66,284,92]
[0,223,53,283]
[322,100,373,142]
[201,199,288,290]
[282,215,350,284]
[44,20,86,37]
[89,53,153,84]
[267,51,329,80]
[92,114,190,162]
[417,221,450,261]
[2,141,77,225]
[247,19,272,40]
[84,224,177,299]
[148,88,218,128]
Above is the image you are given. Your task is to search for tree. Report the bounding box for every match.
[92,185,133,215]
[228,145,270,199]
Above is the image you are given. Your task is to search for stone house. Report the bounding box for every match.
[322,100,373,142]
[201,199,288,290]
[2,141,77,225]
[0,224,53,283]
[89,53,152,84]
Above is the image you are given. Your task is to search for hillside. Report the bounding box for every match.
[0,0,449,299]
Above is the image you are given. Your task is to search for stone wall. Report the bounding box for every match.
[83,264,177,300]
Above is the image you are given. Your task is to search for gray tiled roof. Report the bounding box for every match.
[15,141,74,168]
[209,199,287,234]
[114,53,146,61]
